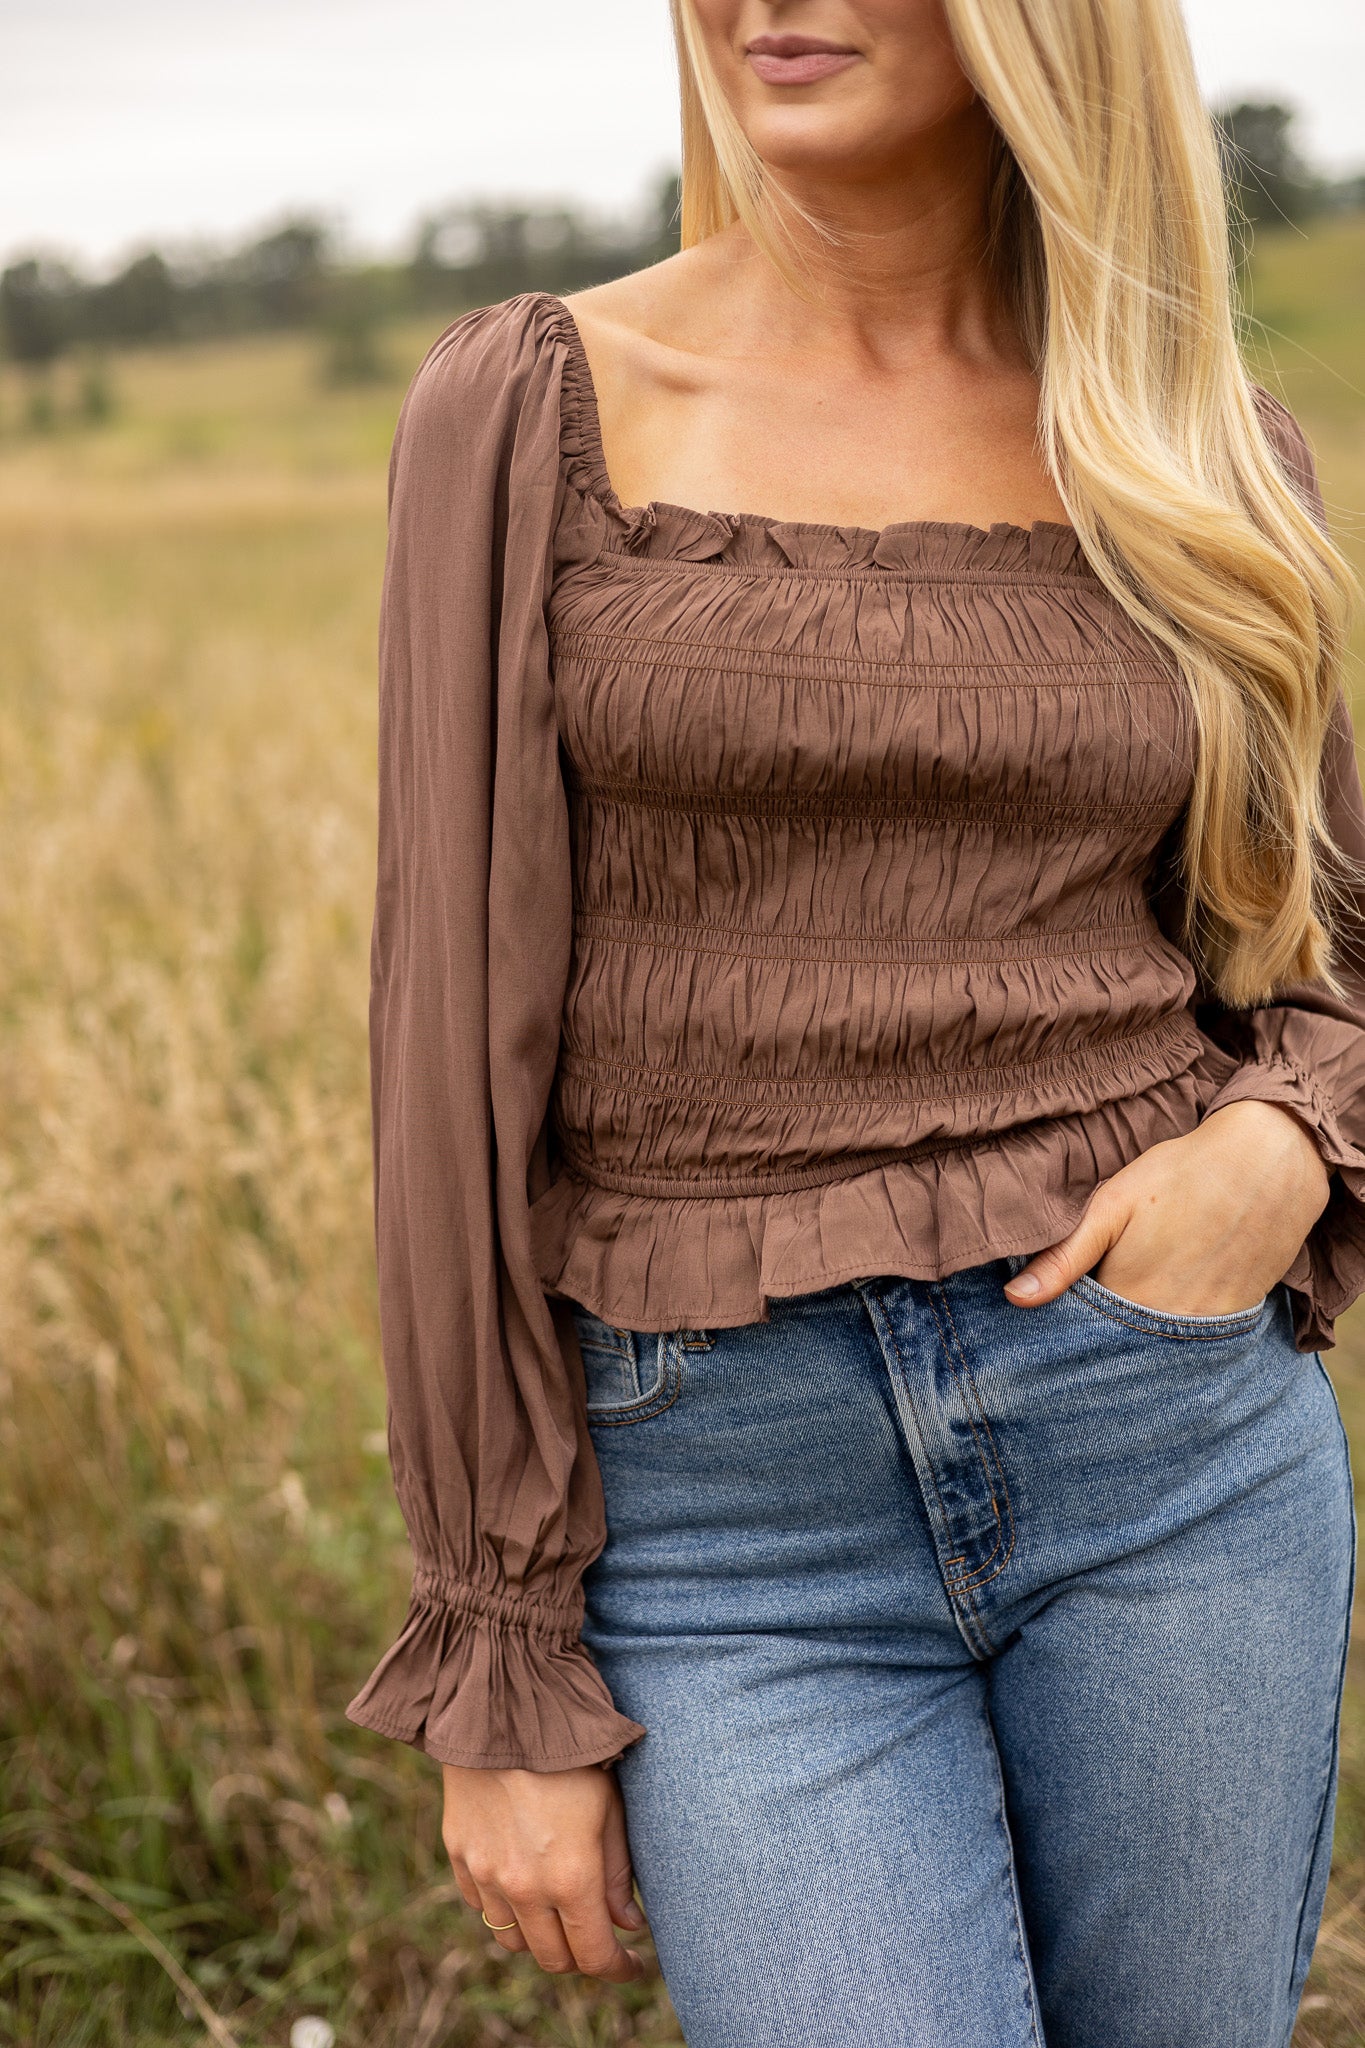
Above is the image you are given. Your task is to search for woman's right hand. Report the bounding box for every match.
[442,1761,648,1983]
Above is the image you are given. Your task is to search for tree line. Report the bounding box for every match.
[2,103,1361,372]
[0,175,681,371]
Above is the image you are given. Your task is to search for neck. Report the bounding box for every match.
[725,100,1017,367]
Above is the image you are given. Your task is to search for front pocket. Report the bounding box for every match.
[1070,1271,1274,1342]
[569,1306,683,1424]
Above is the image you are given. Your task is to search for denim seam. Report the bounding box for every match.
[579,1338,633,1367]
[980,1707,1047,2048]
[924,1285,1017,1594]
[573,1316,636,1366]
[963,1584,997,1658]
[861,1281,984,1660]
[939,1284,1018,1592]
[1285,1360,1357,2029]
[1070,1276,1268,1343]
[587,1336,684,1427]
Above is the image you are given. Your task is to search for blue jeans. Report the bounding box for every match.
[570,1257,1355,2048]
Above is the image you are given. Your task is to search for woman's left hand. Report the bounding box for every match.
[1004,1100,1331,1317]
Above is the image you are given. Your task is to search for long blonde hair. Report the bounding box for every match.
[669,0,1357,1004]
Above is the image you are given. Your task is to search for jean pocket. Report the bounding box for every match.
[570,1305,683,1425]
[1069,1271,1275,1342]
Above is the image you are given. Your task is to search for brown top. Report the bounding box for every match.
[347,290,1365,1773]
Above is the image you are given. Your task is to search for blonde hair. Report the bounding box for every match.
[669,0,1357,1005]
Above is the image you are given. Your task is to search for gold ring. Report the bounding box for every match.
[481,1908,519,1932]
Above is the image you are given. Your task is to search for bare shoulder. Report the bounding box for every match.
[558,235,744,397]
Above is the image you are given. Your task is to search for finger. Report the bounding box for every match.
[1005,1191,1123,1305]
[449,1854,510,1932]
[602,1791,648,1933]
[556,1893,646,1983]
[503,1900,580,1976]
[447,1854,481,1915]
[476,1886,530,1954]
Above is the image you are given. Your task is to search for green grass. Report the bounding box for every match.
[1,221,1364,2044]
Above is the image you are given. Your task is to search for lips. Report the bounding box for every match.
[745,34,861,86]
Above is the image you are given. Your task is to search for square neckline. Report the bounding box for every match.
[540,290,1081,555]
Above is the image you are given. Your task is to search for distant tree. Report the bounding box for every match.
[408,177,684,310]
[1214,101,1322,229]
[411,201,571,304]
[318,271,391,386]
[231,218,331,326]
[91,251,176,343]
[0,259,71,367]
[0,172,696,363]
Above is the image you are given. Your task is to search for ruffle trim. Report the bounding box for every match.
[346,1573,648,1771]
[532,1052,1238,1325]
[1201,1053,1365,1351]
[535,1044,1365,1355]
[534,291,1090,580]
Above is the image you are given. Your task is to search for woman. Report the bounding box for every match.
[348,3,1365,2042]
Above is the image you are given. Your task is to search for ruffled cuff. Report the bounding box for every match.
[346,1570,648,1771]
[1201,1053,1365,1352]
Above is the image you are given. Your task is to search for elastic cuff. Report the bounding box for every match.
[346,1578,647,1772]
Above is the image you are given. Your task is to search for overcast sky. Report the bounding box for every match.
[4,0,1363,273]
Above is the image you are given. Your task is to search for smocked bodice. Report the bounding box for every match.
[526,299,1254,1325]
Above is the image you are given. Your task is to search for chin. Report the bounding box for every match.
[743,109,894,176]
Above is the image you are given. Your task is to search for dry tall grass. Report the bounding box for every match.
[0,221,1363,2043]
[0,331,678,2045]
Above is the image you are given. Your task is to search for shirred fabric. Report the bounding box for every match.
[348,288,1365,1771]
[346,299,647,1771]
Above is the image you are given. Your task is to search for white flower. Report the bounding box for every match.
[322,1791,352,1830]
[290,2020,336,2048]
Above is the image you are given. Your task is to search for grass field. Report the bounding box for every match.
[1,218,1364,2046]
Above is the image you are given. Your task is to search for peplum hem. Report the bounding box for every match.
[533,1049,1268,1333]
[346,1571,647,1772]
[535,1043,1365,1354]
